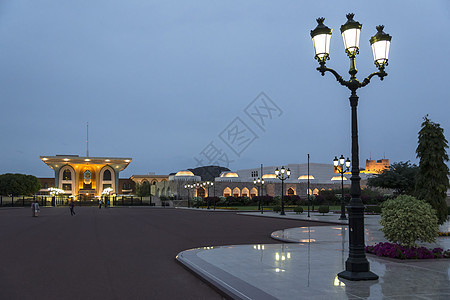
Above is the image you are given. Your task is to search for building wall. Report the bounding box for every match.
[364,159,389,174]
[118,178,135,195]
[155,179,340,199]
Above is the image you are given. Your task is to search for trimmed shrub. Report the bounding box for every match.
[273,205,281,213]
[294,206,303,214]
[380,195,439,247]
[318,206,329,215]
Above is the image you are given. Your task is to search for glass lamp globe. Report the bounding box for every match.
[370,25,392,69]
[345,158,351,169]
[333,156,339,167]
[340,13,362,55]
[310,17,332,62]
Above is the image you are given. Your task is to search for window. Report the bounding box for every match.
[62,184,72,191]
[63,169,71,180]
[123,183,127,189]
[287,188,295,196]
[251,171,258,177]
[103,170,111,181]
[103,184,112,190]
[44,183,48,189]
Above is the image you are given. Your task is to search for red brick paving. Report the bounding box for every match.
[0,207,332,299]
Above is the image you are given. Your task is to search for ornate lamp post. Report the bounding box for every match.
[184,184,193,208]
[204,181,214,209]
[253,177,265,213]
[333,155,351,220]
[275,166,291,215]
[311,13,391,281]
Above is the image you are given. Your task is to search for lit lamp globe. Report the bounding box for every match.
[274,168,280,176]
[370,25,392,70]
[339,155,345,166]
[345,158,351,169]
[333,156,339,167]
[340,13,362,55]
[310,17,332,62]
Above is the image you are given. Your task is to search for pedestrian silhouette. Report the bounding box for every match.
[69,201,76,216]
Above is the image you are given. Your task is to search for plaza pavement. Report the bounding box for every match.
[0,206,333,300]
[177,210,450,299]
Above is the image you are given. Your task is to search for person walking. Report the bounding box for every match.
[31,201,35,217]
[34,200,40,217]
[69,200,76,216]
[98,199,102,209]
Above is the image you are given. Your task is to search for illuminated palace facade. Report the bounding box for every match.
[40,155,132,200]
[153,160,390,200]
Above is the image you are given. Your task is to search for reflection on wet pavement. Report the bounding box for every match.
[177,215,450,299]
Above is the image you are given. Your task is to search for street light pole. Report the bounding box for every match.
[307,154,310,217]
[275,166,291,216]
[310,13,391,281]
[334,155,351,220]
[253,177,265,213]
[184,184,192,208]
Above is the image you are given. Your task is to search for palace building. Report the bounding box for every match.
[40,155,132,200]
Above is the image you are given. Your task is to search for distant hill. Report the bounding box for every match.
[188,165,230,181]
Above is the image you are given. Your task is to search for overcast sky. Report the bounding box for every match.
[1,0,449,178]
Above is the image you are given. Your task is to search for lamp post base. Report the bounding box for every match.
[338,270,379,281]
[339,216,348,220]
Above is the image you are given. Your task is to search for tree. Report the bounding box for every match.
[415,116,449,224]
[367,161,418,195]
[0,173,41,196]
[135,181,151,197]
[380,195,438,247]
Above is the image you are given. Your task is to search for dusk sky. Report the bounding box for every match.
[1,1,449,178]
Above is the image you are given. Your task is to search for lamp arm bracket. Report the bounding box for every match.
[360,70,388,87]
[317,63,348,87]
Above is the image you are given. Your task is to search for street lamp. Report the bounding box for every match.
[204,181,214,209]
[275,166,291,216]
[333,155,351,220]
[310,13,390,281]
[253,177,265,213]
[184,184,193,208]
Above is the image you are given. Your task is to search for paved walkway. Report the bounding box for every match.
[177,211,450,299]
[0,206,330,300]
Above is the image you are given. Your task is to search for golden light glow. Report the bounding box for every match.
[331,176,347,181]
[334,275,345,287]
[220,172,239,178]
[63,158,70,161]
[125,160,130,162]
[105,159,110,162]
[85,159,91,162]
[299,239,316,243]
[42,158,48,161]
[298,175,315,180]
[175,170,195,177]
[262,174,276,179]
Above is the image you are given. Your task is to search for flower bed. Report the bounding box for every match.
[365,242,450,259]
